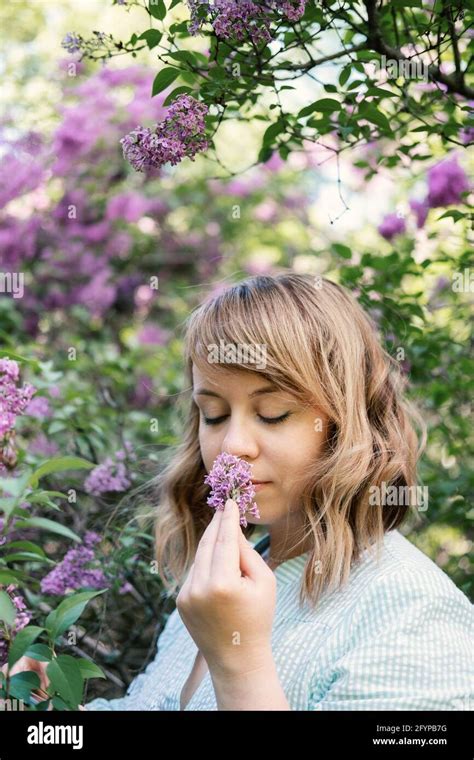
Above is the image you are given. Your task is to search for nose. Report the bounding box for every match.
[221,414,259,461]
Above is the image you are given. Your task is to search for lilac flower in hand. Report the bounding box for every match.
[204,452,260,527]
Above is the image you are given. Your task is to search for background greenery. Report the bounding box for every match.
[0,0,472,708]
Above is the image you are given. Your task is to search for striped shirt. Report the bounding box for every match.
[86,528,473,711]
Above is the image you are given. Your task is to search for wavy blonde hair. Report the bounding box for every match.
[152,272,427,610]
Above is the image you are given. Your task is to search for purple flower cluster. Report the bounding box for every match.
[0,133,46,212]
[61,32,83,54]
[212,1,273,44]
[378,153,470,239]
[204,452,260,528]
[460,126,474,145]
[426,155,470,208]
[40,531,109,596]
[84,444,134,496]
[187,0,306,42]
[0,585,31,667]
[0,358,36,439]
[378,213,406,241]
[121,95,209,172]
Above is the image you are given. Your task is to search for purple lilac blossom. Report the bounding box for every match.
[84,445,134,496]
[0,359,36,438]
[24,396,52,419]
[187,0,306,41]
[40,531,109,596]
[61,33,83,54]
[460,126,474,145]
[0,585,32,667]
[377,213,406,240]
[409,198,430,228]
[121,95,209,172]
[204,452,260,528]
[426,155,470,207]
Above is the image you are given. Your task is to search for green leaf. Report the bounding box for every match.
[148,0,166,20]
[12,517,81,543]
[359,104,391,131]
[298,98,341,118]
[0,570,23,585]
[365,87,397,98]
[0,590,16,626]
[8,626,46,668]
[152,67,180,96]
[0,351,40,369]
[45,589,108,641]
[339,67,351,87]
[8,671,40,703]
[46,655,84,709]
[437,210,467,222]
[51,695,70,710]
[257,145,274,163]
[24,643,52,662]
[166,50,199,66]
[27,456,94,488]
[332,243,352,259]
[7,541,46,557]
[261,119,286,150]
[3,552,54,564]
[76,658,106,680]
[14,487,65,501]
[392,0,422,6]
[0,473,31,499]
[138,29,162,49]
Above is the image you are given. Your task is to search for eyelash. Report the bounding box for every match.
[202,412,291,426]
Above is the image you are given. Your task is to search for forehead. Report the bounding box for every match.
[192,362,264,391]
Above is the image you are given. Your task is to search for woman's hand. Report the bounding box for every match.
[1,655,50,691]
[1,655,53,709]
[176,498,277,678]
[1,656,86,710]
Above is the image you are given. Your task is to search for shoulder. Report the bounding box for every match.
[347,530,472,636]
[308,532,473,710]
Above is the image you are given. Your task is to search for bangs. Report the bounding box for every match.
[185,278,299,385]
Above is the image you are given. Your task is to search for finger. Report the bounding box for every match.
[209,499,240,580]
[191,506,224,586]
[237,527,268,580]
[37,662,50,691]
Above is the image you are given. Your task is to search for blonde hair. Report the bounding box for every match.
[152,272,427,610]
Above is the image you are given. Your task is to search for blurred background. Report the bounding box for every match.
[0,0,472,707]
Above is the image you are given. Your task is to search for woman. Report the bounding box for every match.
[17,273,474,710]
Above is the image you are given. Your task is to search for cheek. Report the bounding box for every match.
[198,426,220,472]
[280,422,324,470]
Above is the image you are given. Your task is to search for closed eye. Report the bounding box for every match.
[202,412,291,426]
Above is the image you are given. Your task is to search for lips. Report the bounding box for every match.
[251,480,270,485]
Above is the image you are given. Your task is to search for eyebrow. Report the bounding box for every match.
[193,384,279,400]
